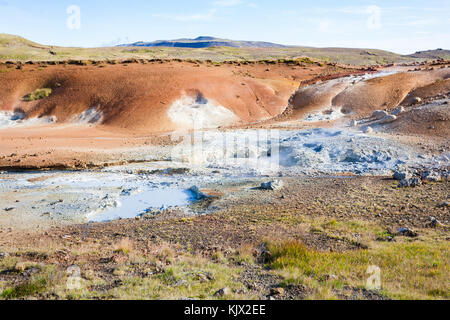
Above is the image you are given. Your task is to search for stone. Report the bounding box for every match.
[426,216,445,228]
[260,180,284,191]
[0,252,9,260]
[350,120,358,127]
[397,227,418,238]
[139,209,161,219]
[438,201,449,208]
[371,110,389,120]
[420,171,442,182]
[412,97,422,104]
[398,178,422,188]
[214,287,231,297]
[380,115,397,124]
[391,106,405,116]
[270,287,285,296]
[188,186,210,200]
[4,207,15,212]
[363,126,373,134]
[324,274,339,281]
[393,170,411,181]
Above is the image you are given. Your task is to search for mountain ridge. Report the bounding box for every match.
[117,36,289,48]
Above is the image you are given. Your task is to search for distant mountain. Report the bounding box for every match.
[118,36,289,48]
[2,33,448,65]
[407,49,450,60]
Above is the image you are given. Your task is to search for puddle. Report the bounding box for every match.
[87,187,194,222]
[0,126,447,223]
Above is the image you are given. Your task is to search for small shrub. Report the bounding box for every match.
[24,88,52,101]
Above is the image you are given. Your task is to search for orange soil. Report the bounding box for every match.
[0,60,362,168]
[288,67,450,119]
[0,60,357,132]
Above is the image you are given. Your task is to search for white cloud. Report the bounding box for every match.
[152,9,217,22]
[318,20,331,32]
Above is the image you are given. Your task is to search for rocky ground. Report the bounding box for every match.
[0,176,448,300]
[0,61,449,300]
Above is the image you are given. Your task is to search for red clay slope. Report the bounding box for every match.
[0,60,356,133]
[288,67,450,119]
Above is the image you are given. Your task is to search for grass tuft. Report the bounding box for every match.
[1,277,48,299]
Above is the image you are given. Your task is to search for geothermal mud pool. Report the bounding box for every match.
[1,127,447,223]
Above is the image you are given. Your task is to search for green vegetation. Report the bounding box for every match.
[24,88,52,101]
[1,277,48,299]
[267,240,449,300]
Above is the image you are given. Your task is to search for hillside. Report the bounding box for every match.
[408,49,450,60]
[0,33,443,65]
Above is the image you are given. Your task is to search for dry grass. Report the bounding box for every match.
[113,238,134,255]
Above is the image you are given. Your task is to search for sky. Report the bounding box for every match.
[0,0,449,54]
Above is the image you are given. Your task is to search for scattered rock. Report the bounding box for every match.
[426,216,445,228]
[380,115,397,124]
[438,201,449,208]
[393,170,411,181]
[214,287,231,297]
[260,180,284,191]
[257,243,272,263]
[22,267,40,277]
[0,252,9,260]
[139,209,162,219]
[363,126,373,134]
[412,97,422,104]
[371,110,389,120]
[420,171,442,182]
[398,178,422,188]
[188,186,210,200]
[397,227,418,238]
[391,106,405,116]
[323,274,339,281]
[270,287,285,296]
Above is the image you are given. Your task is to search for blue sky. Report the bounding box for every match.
[0,0,449,54]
